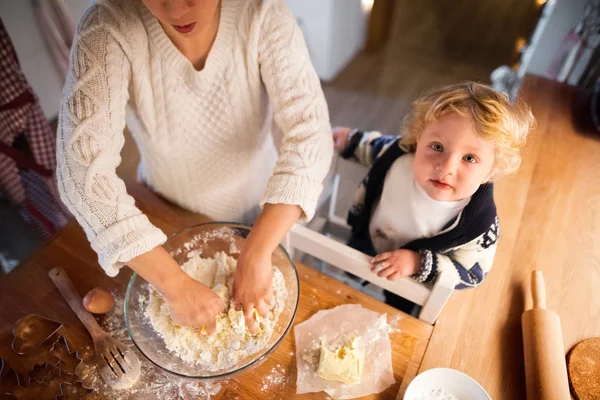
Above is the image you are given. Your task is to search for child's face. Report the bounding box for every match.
[142,0,220,37]
[413,112,496,202]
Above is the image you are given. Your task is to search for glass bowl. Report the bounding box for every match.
[124,222,300,380]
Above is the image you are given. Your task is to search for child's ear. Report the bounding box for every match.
[484,167,499,183]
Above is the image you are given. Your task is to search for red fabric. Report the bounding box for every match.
[0,18,70,239]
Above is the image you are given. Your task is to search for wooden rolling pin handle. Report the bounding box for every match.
[532,270,547,309]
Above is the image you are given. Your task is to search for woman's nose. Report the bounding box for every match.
[165,0,193,21]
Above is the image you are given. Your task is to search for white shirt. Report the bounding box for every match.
[56,0,332,275]
[369,153,470,254]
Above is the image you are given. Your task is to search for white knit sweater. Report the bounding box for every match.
[56,0,333,276]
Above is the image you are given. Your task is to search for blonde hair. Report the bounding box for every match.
[399,82,535,176]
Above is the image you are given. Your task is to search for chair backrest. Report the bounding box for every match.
[286,153,457,324]
[285,224,456,324]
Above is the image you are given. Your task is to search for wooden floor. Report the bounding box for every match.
[323,0,539,133]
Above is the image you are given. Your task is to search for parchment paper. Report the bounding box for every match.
[294,304,395,399]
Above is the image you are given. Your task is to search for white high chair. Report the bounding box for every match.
[284,157,457,325]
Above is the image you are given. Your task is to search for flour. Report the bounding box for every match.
[415,388,459,400]
[259,364,289,392]
[103,295,128,341]
[75,298,229,400]
[77,359,226,400]
[386,314,402,334]
[168,227,240,258]
[145,251,288,372]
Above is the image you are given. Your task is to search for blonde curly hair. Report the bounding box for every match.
[399,82,535,177]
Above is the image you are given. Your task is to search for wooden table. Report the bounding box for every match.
[418,75,600,398]
[4,75,594,399]
[0,183,433,398]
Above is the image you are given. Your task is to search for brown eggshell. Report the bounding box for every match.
[82,287,115,314]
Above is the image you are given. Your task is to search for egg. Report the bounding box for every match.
[82,287,115,314]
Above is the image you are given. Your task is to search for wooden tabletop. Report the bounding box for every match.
[0,182,433,398]
[418,75,600,398]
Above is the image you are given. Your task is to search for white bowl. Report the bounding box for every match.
[403,368,491,400]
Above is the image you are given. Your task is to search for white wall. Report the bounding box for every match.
[329,0,367,80]
[519,0,588,81]
[285,0,335,79]
[0,0,91,119]
[64,0,91,24]
[285,0,367,81]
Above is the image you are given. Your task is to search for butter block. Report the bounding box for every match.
[317,337,364,385]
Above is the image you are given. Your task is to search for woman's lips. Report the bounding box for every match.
[430,179,453,190]
[172,22,196,34]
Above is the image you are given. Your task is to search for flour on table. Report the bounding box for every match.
[76,297,229,400]
[415,388,459,400]
[386,314,402,334]
[145,251,287,371]
[259,364,289,392]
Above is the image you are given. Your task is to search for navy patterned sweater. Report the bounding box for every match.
[341,130,499,289]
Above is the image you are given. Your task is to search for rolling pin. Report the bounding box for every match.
[521,270,570,399]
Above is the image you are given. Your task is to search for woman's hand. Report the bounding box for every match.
[370,250,422,281]
[162,274,226,333]
[127,246,225,332]
[233,251,273,334]
[332,126,352,151]
[232,203,302,333]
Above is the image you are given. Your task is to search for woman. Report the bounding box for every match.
[57,0,332,333]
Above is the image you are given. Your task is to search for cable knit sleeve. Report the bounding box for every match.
[56,5,166,276]
[414,218,500,289]
[257,0,334,221]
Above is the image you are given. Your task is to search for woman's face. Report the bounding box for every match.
[142,0,220,37]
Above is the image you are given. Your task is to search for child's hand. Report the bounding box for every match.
[332,126,352,151]
[370,250,422,281]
